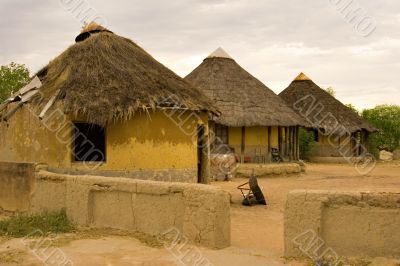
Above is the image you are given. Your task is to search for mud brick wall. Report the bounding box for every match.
[284,190,400,260]
[31,171,231,249]
[0,162,230,249]
[0,161,39,211]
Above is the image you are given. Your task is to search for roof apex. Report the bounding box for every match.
[206,47,233,59]
[294,72,311,81]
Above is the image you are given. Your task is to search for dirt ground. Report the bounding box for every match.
[1,161,400,266]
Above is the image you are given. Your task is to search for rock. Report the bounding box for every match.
[379,150,393,161]
[393,149,400,160]
[297,160,307,172]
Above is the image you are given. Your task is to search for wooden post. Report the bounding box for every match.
[288,127,292,161]
[202,123,211,184]
[278,126,283,158]
[291,127,296,161]
[294,127,297,160]
[296,126,300,160]
[285,127,289,159]
[364,130,370,155]
[241,127,245,163]
[209,121,215,151]
[360,130,369,156]
[268,126,272,163]
[351,132,356,157]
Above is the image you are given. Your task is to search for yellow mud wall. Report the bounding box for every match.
[245,127,268,147]
[271,127,279,147]
[314,133,354,157]
[103,111,205,170]
[318,134,349,145]
[228,127,241,146]
[227,126,279,155]
[0,103,72,167]
[319,134,329,145]
[0,103,207,171]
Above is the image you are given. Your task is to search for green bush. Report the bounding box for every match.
[299,128,316,160]
[362,105,400,152]
[0,62,30,102]
[0,209,74,237]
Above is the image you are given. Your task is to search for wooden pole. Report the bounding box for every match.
[291,127,296,161]
[288,127,292,161]
[268,126,272,163]
[296,127,300,160]
[241,127,245,163]
[364,130,370,155]
[278,126,282,158]
[202,123,211,184]
[294,127,297,160]
[285,127,289,159]
[354,131,358,156]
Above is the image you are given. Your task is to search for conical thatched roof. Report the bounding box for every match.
[185,48,305,127]
[279,73,377,133]
[4,24,218,125]
[75,22,112,42]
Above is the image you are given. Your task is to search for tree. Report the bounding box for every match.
[0,62,30,102]
[299,128,316,161]
[362,105,400,152]
[345,103,359,115]
[325,87,336,98]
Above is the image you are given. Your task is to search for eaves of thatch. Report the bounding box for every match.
[1,23,218,125]
[279,73,377,133]
[185,48,306,127]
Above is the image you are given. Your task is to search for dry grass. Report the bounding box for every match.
[29,31,217,125]
[47,228,164,249]
[185,56,305,127]
[0,250,26,264]
[279,78,376,133]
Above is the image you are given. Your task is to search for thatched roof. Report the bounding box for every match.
[1,24,218,125]
[279,73,377,133]
[185,48,305,127]
[75,22,113,42]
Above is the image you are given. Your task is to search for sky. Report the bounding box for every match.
[1,0,399,110]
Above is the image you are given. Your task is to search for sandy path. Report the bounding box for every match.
[214,162,400,258]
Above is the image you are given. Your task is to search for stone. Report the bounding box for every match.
[380,150,393,161]
[393,149,400,160]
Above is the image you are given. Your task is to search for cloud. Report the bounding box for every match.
[1,0,399,110]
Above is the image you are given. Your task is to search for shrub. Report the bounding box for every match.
[299,128,316,160]
[362,105,400,152]
[0,209,74,237]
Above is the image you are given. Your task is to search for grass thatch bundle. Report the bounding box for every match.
[185,49,306,127]
[32,27,218,125]
[279,73,377,133]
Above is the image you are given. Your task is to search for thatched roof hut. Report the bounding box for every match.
[279,73,376,133]
[2,23,218,125]
[185,48,305,127]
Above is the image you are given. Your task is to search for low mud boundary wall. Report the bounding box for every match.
[0,162,230,249]
[0,161,42,212]
[237,163,303,177]
[284,190,400,261]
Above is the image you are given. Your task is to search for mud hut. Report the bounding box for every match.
[0,23,218,183]
[185,48,305,163]
[279,73,377,160]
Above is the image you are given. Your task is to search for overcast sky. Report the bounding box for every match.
[1,0,399,110]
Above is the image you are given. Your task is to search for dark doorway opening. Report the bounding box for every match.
[197,125,205,183]
[73,123,106,162]
[215,123,229,144]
